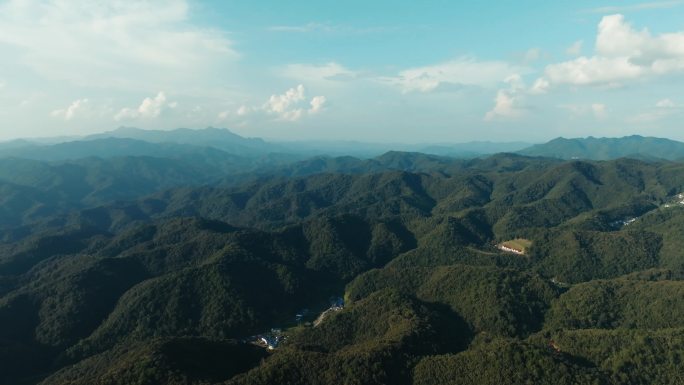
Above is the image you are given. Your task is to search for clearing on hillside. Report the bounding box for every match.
[498,238,532,255]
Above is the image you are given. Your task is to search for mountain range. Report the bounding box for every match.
[518,135,684,160]
[0,127,532,160]
[3,128,684,162]
[2,128,684,384]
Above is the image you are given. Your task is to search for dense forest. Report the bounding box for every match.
[2,131,684,384]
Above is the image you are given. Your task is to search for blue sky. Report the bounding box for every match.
[2,0,684,143]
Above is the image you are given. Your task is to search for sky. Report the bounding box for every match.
[2,0,684,143]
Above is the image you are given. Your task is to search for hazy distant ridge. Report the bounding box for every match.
[86,127,275,155]
[5,128,684,162]
[0,127,532,159]
[518,135,684,161]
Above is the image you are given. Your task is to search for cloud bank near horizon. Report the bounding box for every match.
[2,1,684,142]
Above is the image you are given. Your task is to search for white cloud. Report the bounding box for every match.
[266,85,324,121]
[281,62,357,84]
[566,40,583,56]
[115,92,175,121]
[309,96,327,114]
[0,0,237,90]
[484,91,520,121]
[265,85,306,115]
[258,85,327,121]
[545,56,644,86]
[539,14,684,88]
[237,105,252,116]
[0,80,5,89]
[484,75,527,121]
[630,98,682,122]
[656,98,677,108]
[280,109,304,122]
[628,98,684,123]
[595,15,650,58]
[50,98,89,120]
[530,78,550,94]
[381,57,525,93]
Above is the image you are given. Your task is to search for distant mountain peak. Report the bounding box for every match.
[519,135,684,161]
[108,126,242,137]
[85,126,272,155]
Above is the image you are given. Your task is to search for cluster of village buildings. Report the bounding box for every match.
[662,193,684,208]
[243,297,346,351]
[243,328,284,350]
[610,217,637,228]
[313,297,345,327]
[609,192,684,228]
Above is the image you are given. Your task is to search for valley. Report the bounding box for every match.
[1,131,684,384]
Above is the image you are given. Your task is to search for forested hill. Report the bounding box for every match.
[2,150,684,384]
[518,135,684,160]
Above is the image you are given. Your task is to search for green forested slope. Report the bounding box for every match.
[2,152,684,384]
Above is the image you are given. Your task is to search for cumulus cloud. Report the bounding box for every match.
[0,0,237,90]
[530,78,550,94]
[265,85,306,115]
[50,98,89,120]
[261,85,327,121]
[381,57,525,93]
[115,92,175,120]
[485,91,521,121]
[221,85,327,123]
[484,75,527,121]
[538,14,684,89]
[545,56,643,87]
[309,96,327,114]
